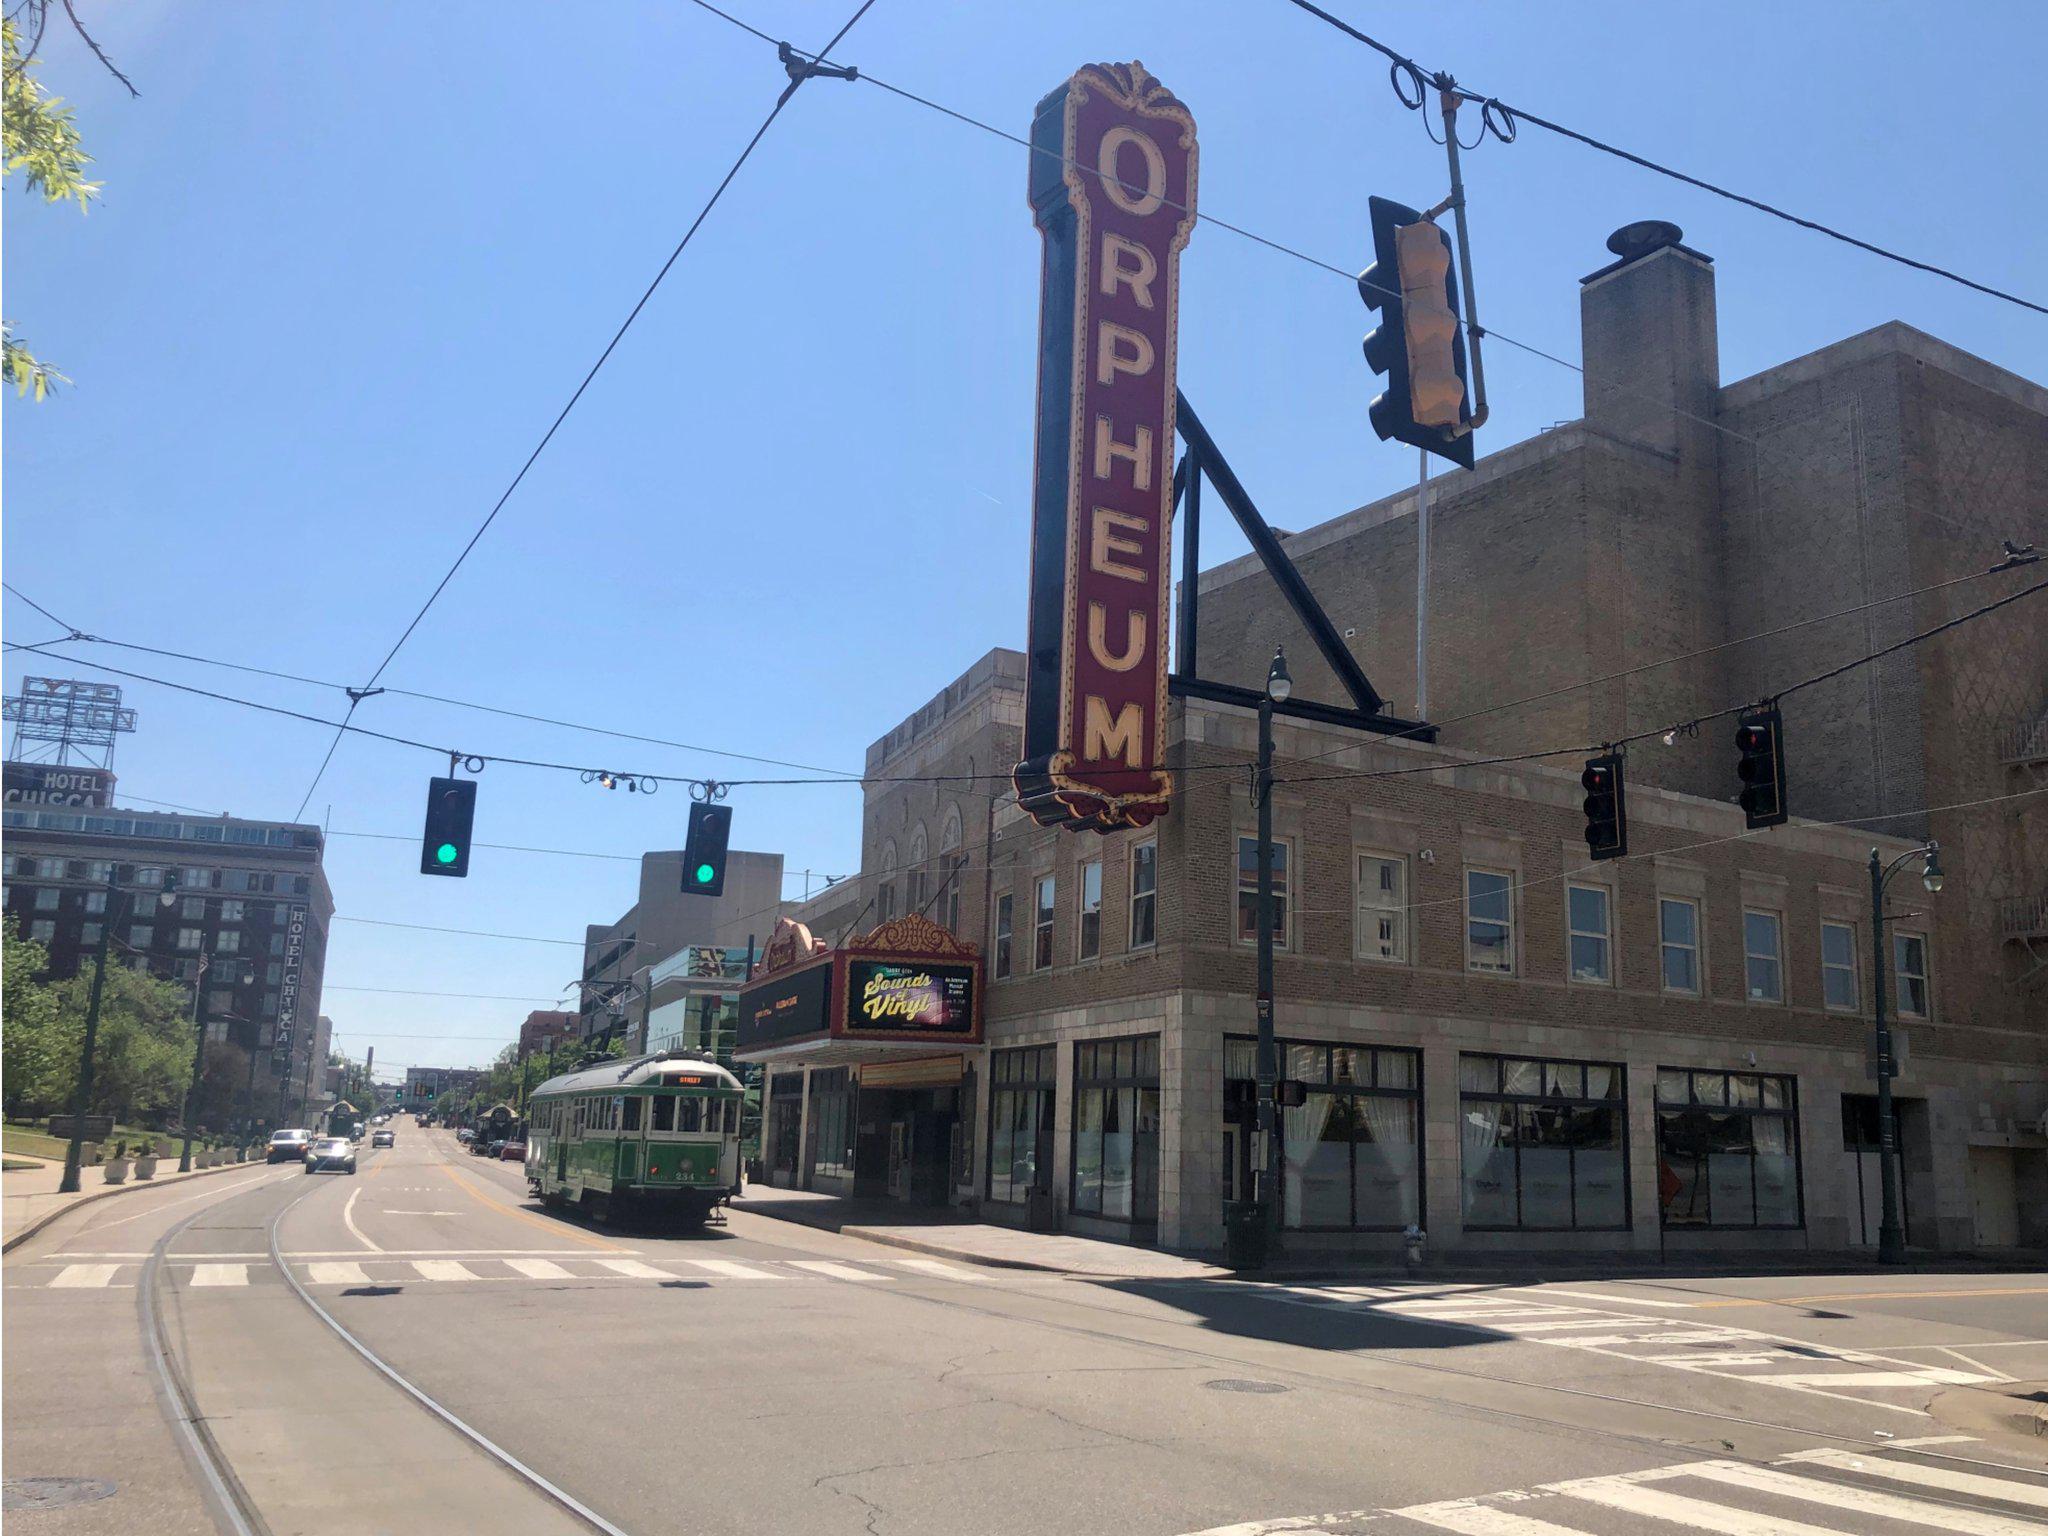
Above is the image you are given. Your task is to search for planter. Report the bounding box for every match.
[102,1159,131,1186]
[80,1141,102,1167]
[134,1155,159,1180]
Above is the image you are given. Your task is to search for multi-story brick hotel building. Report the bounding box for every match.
[745,223,2047,1258]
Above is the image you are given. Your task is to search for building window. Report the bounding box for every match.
[1236,836,1290,948]
[1821,921,1858,1011]
[1078,859,1102,960]
[1464,869,1513,974]
[130,925,154,948]
[1656,1069,1801,1228]
[1356,854,1407,962]
[293,876,309,895]
[1071,1036,1160,1223]
[80,922,102,946]
[905,827,928,915]
[262,991,279,1016]
[221,899,245,922]
[29,919,55,943]
[207,989,234,1017]
[177,928,203,951]
[1659,898,1700,994]
[84,890,108,914]
[1033,876,1055,969]
[134,866,164,887]
[270,933,285,956]
[267,961,283,985]
[183,895,206,920]
[807,1068,858,1181]
[993,894,1014,980]
[183,867,212,889]
[942,853,965,935]
[1893,932,1930,1018]
[1566,884,1610,984]
[876,881,894,924]
[1229,1037,1421,1229]
[1129,841,1157,949]
[85,860,114,882]
[1743,910,1783,1003]
[35,858,62,879]
[34,888,60,912]
[988,1045,1055,1205]
[215,930,241,954]
[1459,1053,1627,1230]
[9,856,31,876]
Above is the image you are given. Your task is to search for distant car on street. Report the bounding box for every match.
[498,1139,527,1162]
[456,1128,474,1144]
[303,1137,357,1175]
[371,1129,395,1148]
[267,1129,312,1164]
[347,1121,365,1142]
[479,1138,506,1159]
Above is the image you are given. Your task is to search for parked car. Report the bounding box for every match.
[303,1137,357,1175]
[371,1128,395,1148]
[267,1129,312,1164]
[347,1121,365,1142]
[456,1128,475,1144]
[497,1139,527,1162]
[480,1138,506,1159]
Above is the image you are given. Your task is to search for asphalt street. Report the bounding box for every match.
[6,1126,2044,1535]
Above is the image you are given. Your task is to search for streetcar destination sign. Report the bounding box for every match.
[1013,61,1196,834]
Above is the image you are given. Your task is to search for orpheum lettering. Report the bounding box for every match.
[1015,62,1197,833]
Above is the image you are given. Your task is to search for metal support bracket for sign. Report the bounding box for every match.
[1170,391,1435,742]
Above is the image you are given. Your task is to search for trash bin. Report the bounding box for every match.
[1224,1200,1268,1270]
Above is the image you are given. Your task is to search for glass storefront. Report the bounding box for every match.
[986,1045,1055,1205]
[1657,1069,1801,1228]
[1225,1037,1421,1230]
[807,1067,857,1182]
[1459,1054,1627,1230]
[1071,1036,1160,1223]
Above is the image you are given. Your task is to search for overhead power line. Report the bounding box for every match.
[1278,0,2047,316]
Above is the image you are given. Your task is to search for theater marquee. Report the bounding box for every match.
[1014,61,1196,833]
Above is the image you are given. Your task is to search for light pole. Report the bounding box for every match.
[59,876,176,1193]
[1254,645,1291,1257]
[1869,839,1942,1265]
[178,953,256,1172]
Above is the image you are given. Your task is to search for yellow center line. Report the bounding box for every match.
[435,1155,620,1251]
[1686,1285,2048,1308]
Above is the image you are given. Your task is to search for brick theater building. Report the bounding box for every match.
[744,221,2046,1258]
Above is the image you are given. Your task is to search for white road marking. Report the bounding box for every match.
[789,1260,883,1282]
[1394,1500,1583,1536]
[1776,1448,2048,1510]
[893,1258,985,1281]
[410,1260,478,1282]
[1682,1458,2043,1536]
[1762,1369,1993,1387]
[1549,1470,1848,1536]
[341,1185,383,1253]
[594,1259,668,1280]
[189,1263,248,1287]
[1884,1435,1980,1447]
[49,1263,120,1288]
[73,1169,288,1232]
[306,1262,370,1285]
[1521,1287,1695,1307]
[505,1259,573,1280]
[682,1259,790,1280]
[1935,1345,2015,1382]
[384,1210,464,1216]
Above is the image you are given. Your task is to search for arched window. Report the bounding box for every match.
[877,840,897,925]
[906,826,929,916]
[939,805,965,934]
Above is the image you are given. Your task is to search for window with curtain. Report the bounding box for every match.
[1567,885,1610,983]
[1656,1069,1801,1228]
[1129,840,1157,948]
[1459,1053,1627,1230]
[1070,1036,1160,1223]
[1226,1038,1421,1229]
[987,1046,1055,1205]
[1356,853,1406,962]
[1893,932,1930,1018]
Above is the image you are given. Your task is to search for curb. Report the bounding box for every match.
[2,1157,263,1256]
[742,1202,1229,1279]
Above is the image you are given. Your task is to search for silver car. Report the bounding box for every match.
[303,1136,357,1175]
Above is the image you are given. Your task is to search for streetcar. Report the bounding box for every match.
[526,1051,743,1226]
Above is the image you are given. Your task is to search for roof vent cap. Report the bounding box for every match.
[1606,220,1684,261]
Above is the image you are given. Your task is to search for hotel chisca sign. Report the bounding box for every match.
[1013,62,1196,833]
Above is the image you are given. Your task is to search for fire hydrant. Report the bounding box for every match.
[1403,1223,1427,1271]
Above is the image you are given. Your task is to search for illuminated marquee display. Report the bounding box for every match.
[1014,61,1196,833]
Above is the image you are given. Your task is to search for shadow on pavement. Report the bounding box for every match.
[1100,1278,1502,1351]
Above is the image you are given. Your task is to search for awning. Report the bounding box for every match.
[737,913,984,1063]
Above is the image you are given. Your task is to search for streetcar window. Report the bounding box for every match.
[652,1096,674,1132]
[677,1098,701,1133]
[623,1097,642,1132]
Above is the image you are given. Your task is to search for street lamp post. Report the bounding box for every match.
[1869,839,1942,1266]
[1254,646,1291,1256]
[59,875,175,1194]
[179,953,256,1172]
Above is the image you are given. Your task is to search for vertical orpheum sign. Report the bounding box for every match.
[1014,62,1196,833]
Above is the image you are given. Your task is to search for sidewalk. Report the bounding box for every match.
[2,1150,264,1252]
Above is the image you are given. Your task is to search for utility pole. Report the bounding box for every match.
[1415,446,1430,719]
[1869,840,1942,1265]
[176,953,212,1173]
[1254,646,1292,1257]
[58,875,122,1194]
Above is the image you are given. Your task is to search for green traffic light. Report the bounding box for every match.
[694,863,715,885]
[436,842,460,865]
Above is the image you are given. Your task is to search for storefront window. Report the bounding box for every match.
[1656,1069,1801,1228]
[1459,1053,1627,1230]
[1071,1036,1159,1223]
[1226,1038,1420,1230]
[987,1046,1054,1205]
[808,1068,857,1180]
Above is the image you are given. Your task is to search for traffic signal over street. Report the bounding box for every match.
[1735,705,1789,828]
[418,776,477,877]
[1581,751,1628,860]
[681,802,732,897]
[1360,195,1475,469]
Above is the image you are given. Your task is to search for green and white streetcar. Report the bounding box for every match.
[526,1051,744,1226]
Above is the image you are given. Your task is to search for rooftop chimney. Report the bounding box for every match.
[1580,221,1719,460]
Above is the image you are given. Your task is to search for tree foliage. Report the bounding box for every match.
[51,963,194,1125]
[2,929,75,1116]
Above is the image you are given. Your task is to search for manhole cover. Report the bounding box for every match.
[1204,1378,1290,1395]
[4,1477,117,1511]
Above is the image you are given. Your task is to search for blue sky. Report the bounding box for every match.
[7,2,2043,1072]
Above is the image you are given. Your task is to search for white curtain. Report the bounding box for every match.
[1357,1095,1418,1225]
[1282,1091,1335,1222]
[1460,1104,1512,1223]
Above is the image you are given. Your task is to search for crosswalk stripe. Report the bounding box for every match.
[505,1258,572,1280]
[1682,1459,2043,1536]
[1394,1499,1589,1536]
[682,1258,789,1280]
[189,1263,248,1287]
[789,1260,882,1281]
[1760,1370,1993,1387]
[410,1260,478,1282]
[306,1262,369,1285]
[1552,1471,1850,1536]
[893,1258,983,1281]
[50,1263,119,1288]
[1778,1449,2048,1512]
[594,1259,668,1280]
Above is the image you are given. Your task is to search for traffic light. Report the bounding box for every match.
[1581,751,1628,860]
[1735,705,1787,828]
[425,1085,436,1100]
[681,802,732,897]
[419,776,477,877]
[1360,195,1474,469]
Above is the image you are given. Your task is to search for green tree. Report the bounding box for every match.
[1,929,75,1117]
[51,963,193,1126]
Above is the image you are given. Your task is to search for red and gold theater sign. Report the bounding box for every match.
[1014,61,1196,833]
